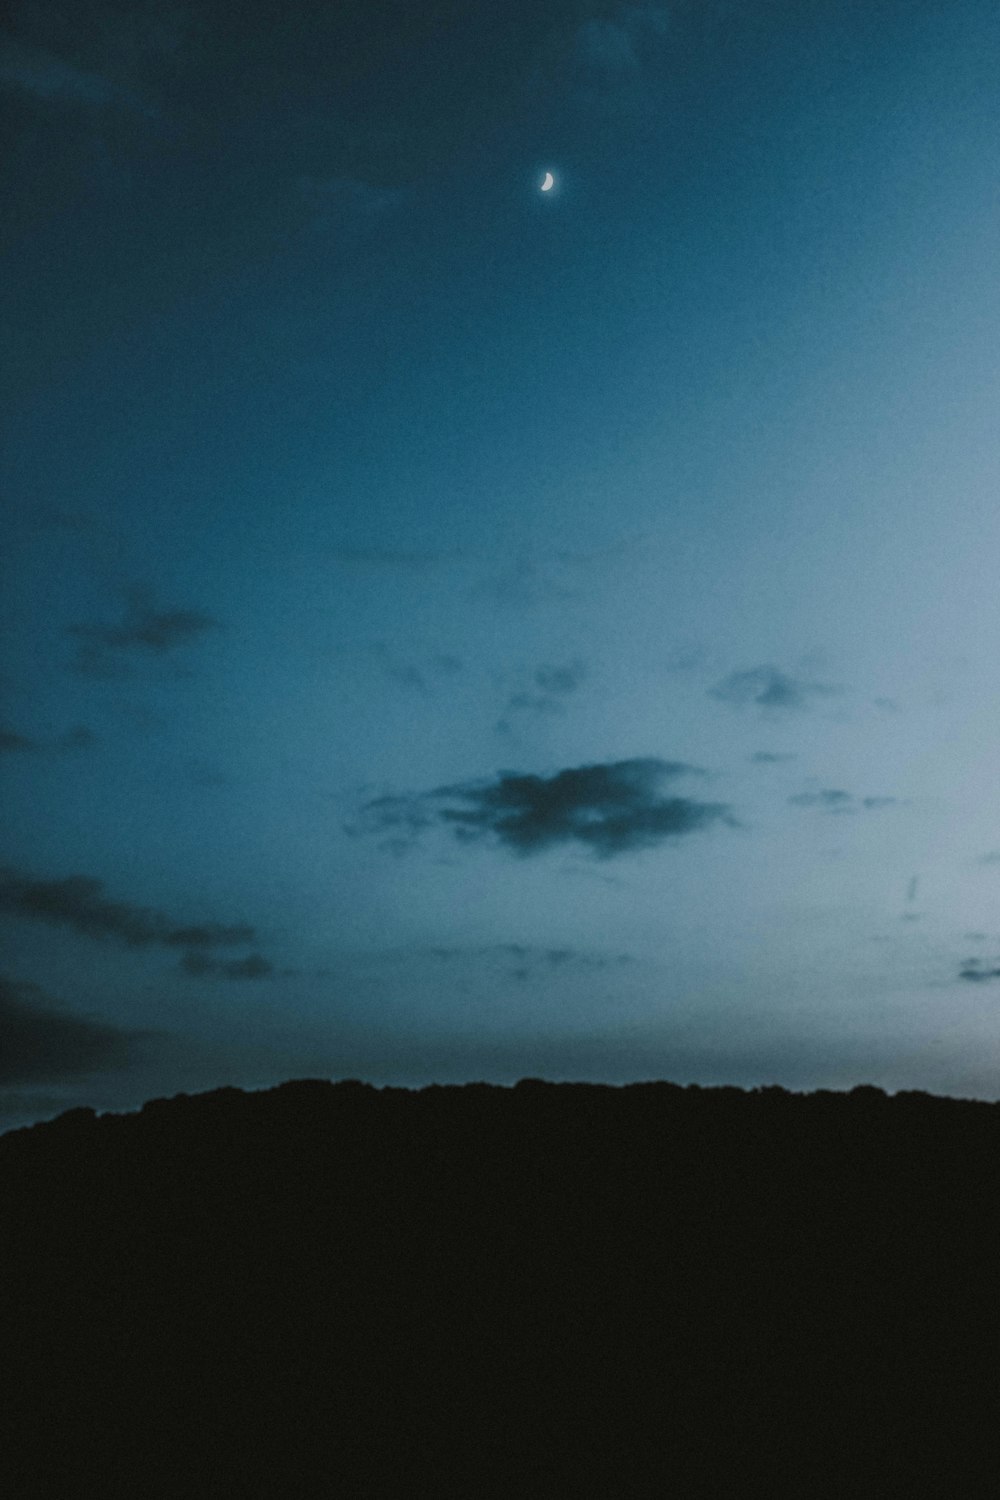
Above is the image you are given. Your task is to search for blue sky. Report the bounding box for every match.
[3,0,1000,1127]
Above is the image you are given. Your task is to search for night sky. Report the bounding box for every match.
[3,0,1000,1128]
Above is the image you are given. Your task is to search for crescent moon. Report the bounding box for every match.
[541,172,554,192]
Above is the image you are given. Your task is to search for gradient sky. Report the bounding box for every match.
[3,0,1000,1128]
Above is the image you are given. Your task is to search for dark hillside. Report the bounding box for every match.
[1,1079,998,1495]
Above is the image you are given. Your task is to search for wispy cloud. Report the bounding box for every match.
[533,662,586,698]
[352,757,734,859]
[788,789,854,812]
[351,642,463,694]
[497,660,587,732]
[710,665,841,713]
[749,751,797,765]
[67,588,219,677]
[0,975,143,1084]
[788,790,897,814]
[421,942,635,984]
[0,28,161,119]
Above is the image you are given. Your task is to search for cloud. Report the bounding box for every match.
[67,588,219,676]
[534,662,586,698]
[0,866,257,954]
[353,758,734,859]
[356,642,463,694]
[749,751,797,765]
[958,961,1000,983]
[978,852,1000,865]
[788,789,854,812]
[498,661,587,731]
[0,976,141,1084]
[788,790,898,814]
[710,665,840,713]
[421,942,635,983]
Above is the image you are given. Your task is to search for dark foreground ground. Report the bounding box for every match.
[1,1078,998,1495]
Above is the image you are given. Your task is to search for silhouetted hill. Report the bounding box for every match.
[1,1078,998,1495]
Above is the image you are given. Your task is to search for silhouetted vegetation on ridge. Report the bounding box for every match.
[0,1078,998,1494]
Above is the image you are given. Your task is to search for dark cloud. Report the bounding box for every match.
[0,866,257,954]
[749,751,796,765]
[958,961,1000,983]
[67,588,219,677]
[0,976,140,1084]
[710,665,840,712]
[354,758,733,859]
